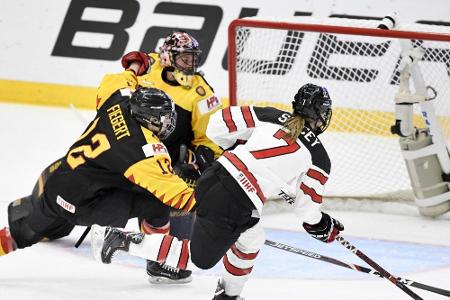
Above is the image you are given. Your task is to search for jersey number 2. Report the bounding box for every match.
[67,118,111,169]
[250,129,300,159]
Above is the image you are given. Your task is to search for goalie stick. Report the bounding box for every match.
[335,236,423,300]
[264,239,449,297]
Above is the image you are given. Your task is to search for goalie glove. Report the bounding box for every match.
[303,212,344,243]
[173,144,200,189]
[121,51,150,76]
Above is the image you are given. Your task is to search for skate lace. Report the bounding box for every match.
[161,263,180,273]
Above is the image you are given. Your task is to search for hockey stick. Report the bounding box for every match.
[68,103,92,249]
[74,226,91,248]
[264,239,449,297]
[335,236,423,300]
[69,103,90,126]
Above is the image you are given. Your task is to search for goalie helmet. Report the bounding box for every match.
[130,87,177,140]
[159,31,202,88]
[292,83,332,134]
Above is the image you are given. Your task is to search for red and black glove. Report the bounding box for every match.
[303,212,344,243]
[121,51,150,76]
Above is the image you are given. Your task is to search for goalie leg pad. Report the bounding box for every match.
[400,130,450,217]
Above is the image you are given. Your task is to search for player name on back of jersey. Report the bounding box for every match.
[107,104,130,140]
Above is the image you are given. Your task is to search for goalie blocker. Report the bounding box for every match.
[380,14,450,217]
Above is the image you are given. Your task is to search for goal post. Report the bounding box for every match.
[227,17,450,207]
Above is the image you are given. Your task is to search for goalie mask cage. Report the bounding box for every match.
[228,17,450,200]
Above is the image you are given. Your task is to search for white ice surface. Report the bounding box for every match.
[0,103,449,300]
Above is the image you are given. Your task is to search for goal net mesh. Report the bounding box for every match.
[229,17,450,201]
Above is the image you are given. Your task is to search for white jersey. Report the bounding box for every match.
[206,106,331,224]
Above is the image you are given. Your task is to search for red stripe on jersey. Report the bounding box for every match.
[222,107,237,133]
[162,195,177,209]
[306,169,328,185]
[300,183,322,204]
[177,239,190,269]
[182,194,196,212]
[230,244,259,260]
[157,235,174,263]
[173,193,185,209]
[165,197,176,208]
[223,152,266,204]
[241,106,255,128]
[223,254,253,276]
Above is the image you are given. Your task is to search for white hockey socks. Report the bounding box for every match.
[128,234,193,270]
[221,223,265,296]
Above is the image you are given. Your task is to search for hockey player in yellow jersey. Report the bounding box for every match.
[120,32,223,241]
[121,32,222,173]
[0,61,196,284]
[136,31,223,163]
[116,31,224,284]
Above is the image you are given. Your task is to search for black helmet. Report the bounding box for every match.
[292,83,332,134]
[130,87,177,140]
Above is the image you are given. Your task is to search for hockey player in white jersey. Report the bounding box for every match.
[91,83,344,299]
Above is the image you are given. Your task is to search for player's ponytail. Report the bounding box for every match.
[282,114,305,140]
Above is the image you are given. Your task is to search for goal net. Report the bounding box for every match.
[228,17,450,201]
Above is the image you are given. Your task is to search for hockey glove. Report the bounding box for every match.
[195,145,215,173]
[121,51,150,76]
[303,212,344,243]
[173,162,200,189]
[174,144,200,189]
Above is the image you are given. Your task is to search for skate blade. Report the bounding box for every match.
[90,224,106,262]
[148,275,193,285]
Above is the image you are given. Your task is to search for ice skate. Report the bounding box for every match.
[146,260,192,284]
[212,279,244,300]
[91,225,144,264]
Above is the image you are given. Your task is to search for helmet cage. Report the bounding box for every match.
[171,50,201,75]
[130,88,177,140]
[137,111,177,140]
[159,32,202,87]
